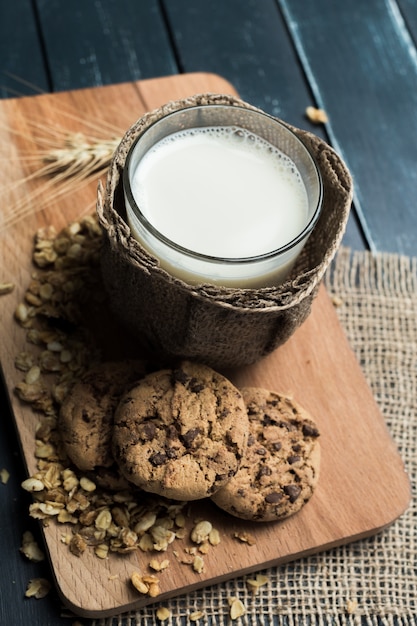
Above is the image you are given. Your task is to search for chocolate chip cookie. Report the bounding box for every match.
[59,360,146,471]
[211,387,321,522]
[112,361,249,501]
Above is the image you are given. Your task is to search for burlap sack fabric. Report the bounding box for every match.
[97,93,353,368]
[92,247,417,626]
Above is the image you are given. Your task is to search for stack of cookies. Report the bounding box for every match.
[59,360,320,523]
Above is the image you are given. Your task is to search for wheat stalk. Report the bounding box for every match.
[0,110,123,230]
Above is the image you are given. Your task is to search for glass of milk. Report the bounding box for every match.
[123,104,322,288]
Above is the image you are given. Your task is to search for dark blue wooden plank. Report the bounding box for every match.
[161,0,367,251]
[34,0,178,92]
[161,0,326,131]
[397,0,417,44]
[278,0,417,256]
[0,0,49,98]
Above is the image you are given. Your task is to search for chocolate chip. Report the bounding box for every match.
[283,484,301,502]
[272,442,282,452]
[81,409,91,424]
[257,466,272,479]
[247,435,256,447]
[189,378,205,393]
[288,455,301,465]
[302,423,320,438]
[292,444,302,453]
[255,447,267,455]
[173,368,190,386]
[166,425,178,439]
[262,414,278,426]
[141,422,156,441]
[265,492,283,504]
[182,428,201,448]
[149,452,167,466]
[165,447,177,459]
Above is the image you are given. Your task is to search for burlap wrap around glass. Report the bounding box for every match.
[96,94,353,368]
[89,247,417,626]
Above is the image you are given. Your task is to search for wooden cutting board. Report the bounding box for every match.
[0,73,410,618]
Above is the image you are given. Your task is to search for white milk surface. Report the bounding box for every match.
[130,127,308,259]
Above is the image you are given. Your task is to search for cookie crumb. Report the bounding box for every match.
[305,106,328,124]
[234,531,256,545]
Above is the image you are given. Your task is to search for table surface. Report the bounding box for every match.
[0,2,416,624]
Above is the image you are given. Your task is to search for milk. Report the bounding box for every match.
[126,126,311,287]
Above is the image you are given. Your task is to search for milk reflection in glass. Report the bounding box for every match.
[127,126,310,287]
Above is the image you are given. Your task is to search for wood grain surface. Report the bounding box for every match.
[0,72,410,618]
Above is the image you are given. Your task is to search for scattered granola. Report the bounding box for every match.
[0,281,15,295]
[149,558,170,572]
[131,572,161,597]
[332,295,344,307]
[69,533,87,557]
[189,610,205,621]
[305,106,329,124]
[156,606,171,621]
[228,596,246,620]
[13,215,240,602]
[346,598,358,614]
[192,555,205,574]
[0,468,10,484]
[20,531,45,562]
[21,477,44,492]
[25,577,51,599]
[94,543,109,559]
[246,573,269,594]
[208,527,221,546]
[190,520,212,545]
